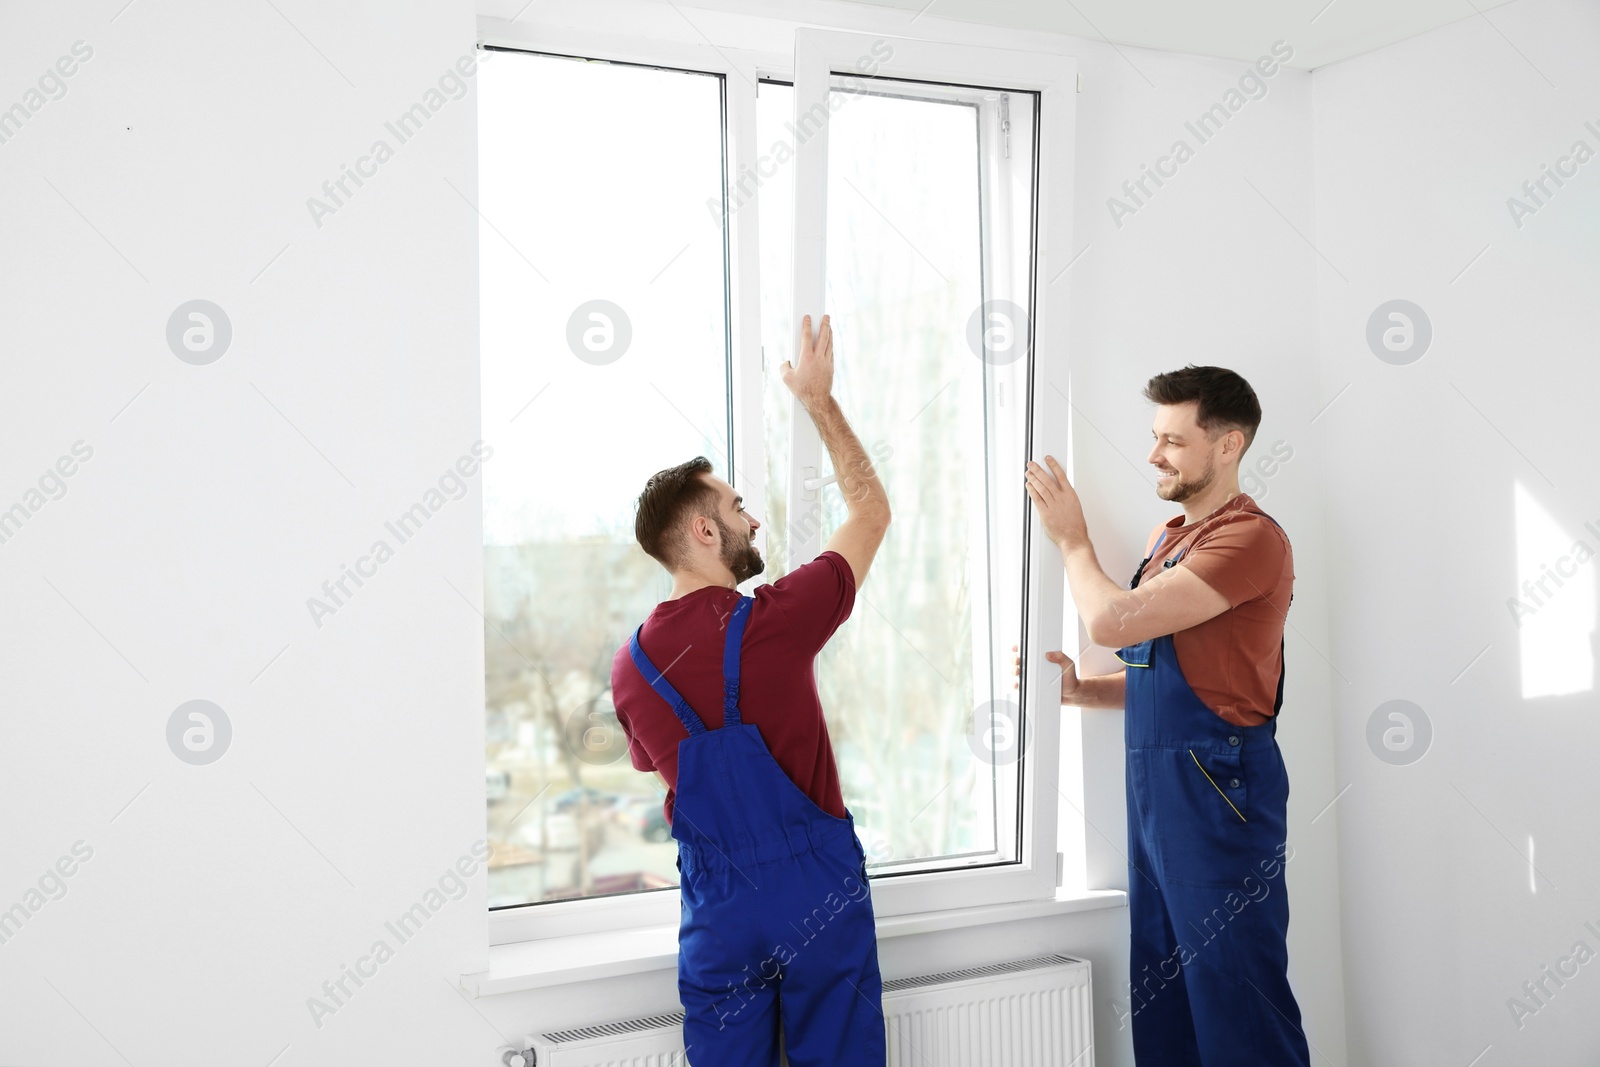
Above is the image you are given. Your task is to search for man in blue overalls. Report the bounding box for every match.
[1024,365,1312,1066]
[612,315,891,1066]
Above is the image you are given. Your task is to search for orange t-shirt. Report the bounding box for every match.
[1138,493,1294,727]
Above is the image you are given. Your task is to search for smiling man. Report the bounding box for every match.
[1024,365,1310,1067]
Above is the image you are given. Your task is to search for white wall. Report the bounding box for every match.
[1312,0,1600,1063]
[0,1,489,1064]
[0,0,1350,1063]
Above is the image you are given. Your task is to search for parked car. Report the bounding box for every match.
[550,786,620,814]
[615,795,672,843]
[516,812,604,853]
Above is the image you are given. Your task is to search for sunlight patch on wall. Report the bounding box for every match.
[1510,481,1595,699]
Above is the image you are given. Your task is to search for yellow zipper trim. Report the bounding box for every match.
[1114,652,1151,668]
[1189,749,1247,823]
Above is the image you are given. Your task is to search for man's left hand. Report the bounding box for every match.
[1024,456,1088,549]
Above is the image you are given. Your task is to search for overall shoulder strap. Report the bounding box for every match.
[628,627,707,736]
[1259,510,1291,547]
[1259,511,1290,718]
[1272,637,1287,717]
[1158,528,1193,569]
[721,596,753,727]
[1132,529,1169,588]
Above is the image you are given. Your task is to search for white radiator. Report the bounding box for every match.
[527,953,1093,1067]
[881,953,1094,1066]
[529,1011,688,1067]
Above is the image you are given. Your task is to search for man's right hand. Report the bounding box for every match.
[1012,643,1082,706]
[780,314,834,409]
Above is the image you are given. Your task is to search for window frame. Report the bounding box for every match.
[788,27,1075,917]
[476,16,1080,949]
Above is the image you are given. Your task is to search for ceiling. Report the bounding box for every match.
[824,0,1519,69]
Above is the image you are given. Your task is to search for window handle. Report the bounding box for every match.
[801,466,837,498]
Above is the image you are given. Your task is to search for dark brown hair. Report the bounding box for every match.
[1143,365,1262,454]
[634,456,720,569]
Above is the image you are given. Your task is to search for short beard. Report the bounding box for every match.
[714,515,765,584]
[1158,452,1216,503]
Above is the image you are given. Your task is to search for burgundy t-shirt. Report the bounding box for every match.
[609,550,855,824]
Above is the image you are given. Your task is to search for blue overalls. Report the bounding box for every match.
[628,595,887,1067]
[1116,523,1311,1067]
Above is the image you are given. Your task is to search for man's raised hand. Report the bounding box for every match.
[780,313,834,409]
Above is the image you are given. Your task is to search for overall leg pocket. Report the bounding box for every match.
[1188,747,1248,824]
[1140,747,1258,887]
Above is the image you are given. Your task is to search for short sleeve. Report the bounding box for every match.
[1178,516,1287,609]
[1143,527,1164,557]
[615,703,655,771]
[766,550,857,654]
[609,657,657,772]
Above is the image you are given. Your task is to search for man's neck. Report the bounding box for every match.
[1179,482,1244,526]
[667,568,737,601]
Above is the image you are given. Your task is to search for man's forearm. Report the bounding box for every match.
[1061,541,1126,645]
[805,396,889,521]
[1070,671,1126,710]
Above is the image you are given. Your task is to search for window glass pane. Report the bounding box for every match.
[479,51,728,908]
[761,76,1037,875]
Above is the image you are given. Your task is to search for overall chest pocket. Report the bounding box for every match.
[1116,639,1154,668]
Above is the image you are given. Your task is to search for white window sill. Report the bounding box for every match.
[461,887,1127,998]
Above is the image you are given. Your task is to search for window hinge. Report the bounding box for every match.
[1000,93,1011,160]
